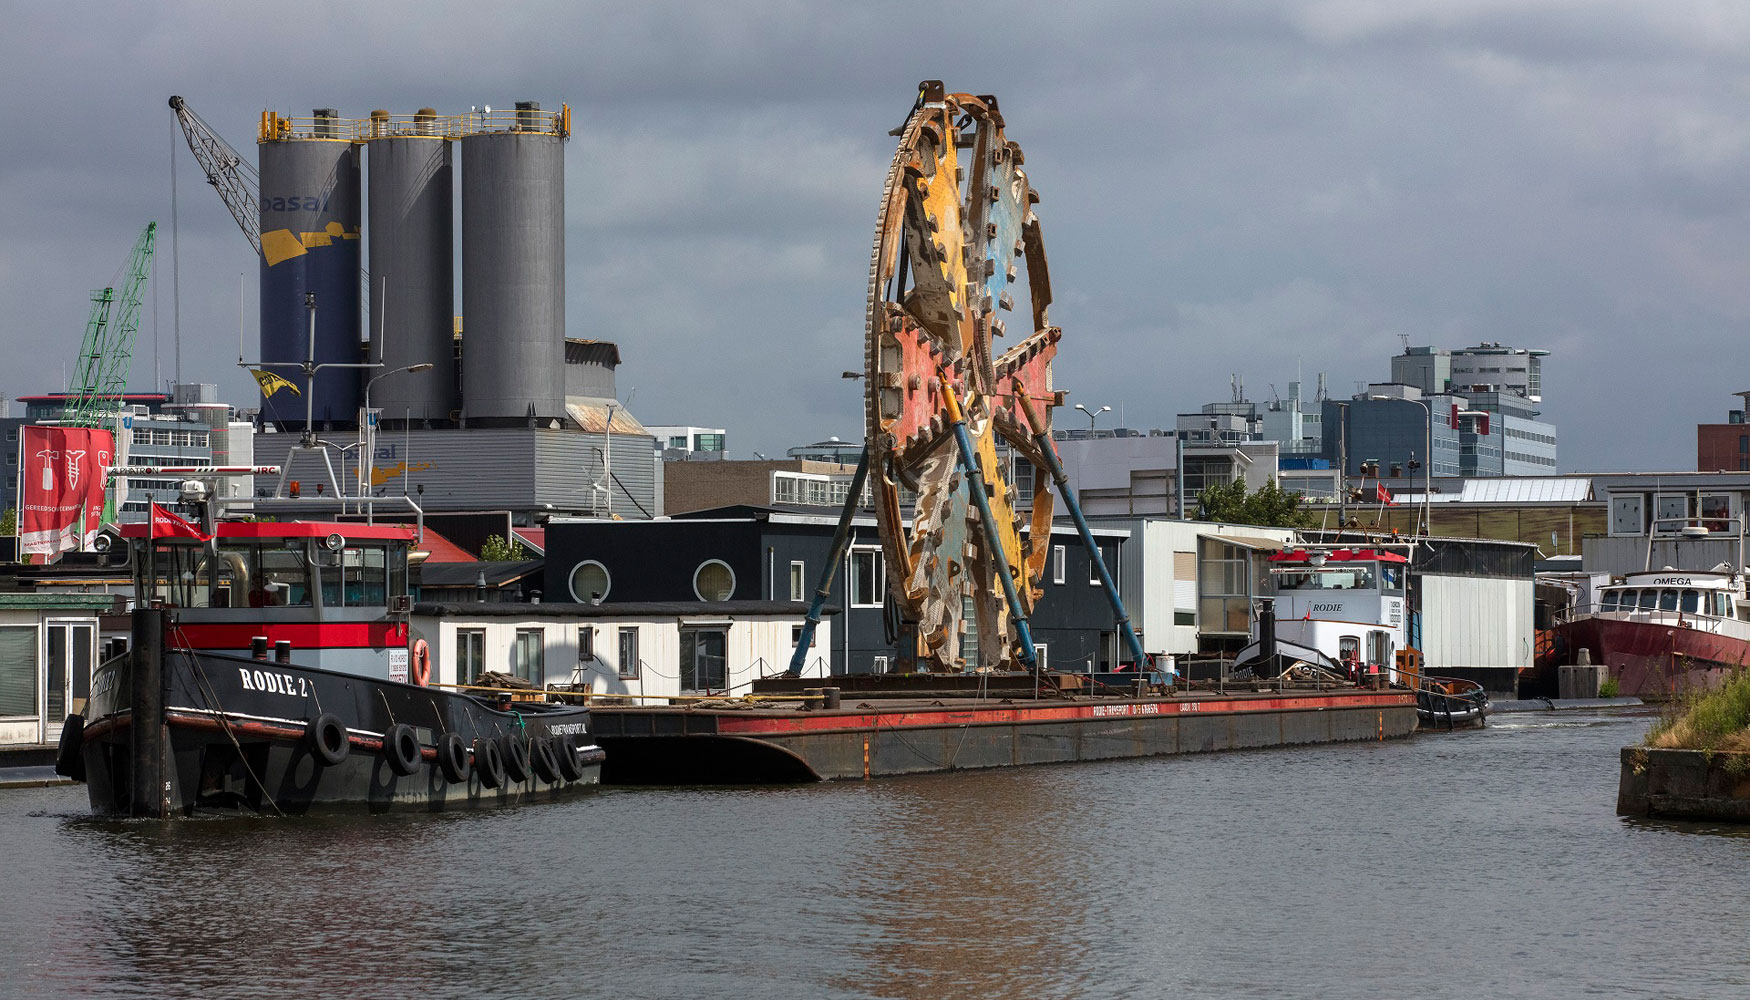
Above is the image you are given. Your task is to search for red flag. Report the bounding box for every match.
[1376,483,1398,506]
[150,501,211,541]
[19,426,112,560]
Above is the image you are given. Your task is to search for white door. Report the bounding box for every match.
[43,620,95,744]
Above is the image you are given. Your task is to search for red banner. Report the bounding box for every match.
[1376,483,1398,506]
[18,426,114,561]
[149,501,210,541]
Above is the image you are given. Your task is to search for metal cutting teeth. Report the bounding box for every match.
[864,85,1060,672]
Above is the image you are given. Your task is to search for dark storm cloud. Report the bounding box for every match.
[4,1,1748,471]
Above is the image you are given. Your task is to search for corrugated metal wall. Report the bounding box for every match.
[253,428,657,514]
[1420,576,1533,670]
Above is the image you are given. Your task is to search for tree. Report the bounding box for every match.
[1,507,13,536]
[479,534,526,561]
[1193,478,1309,528]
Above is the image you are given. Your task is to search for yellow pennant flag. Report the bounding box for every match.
[249,368,301,398]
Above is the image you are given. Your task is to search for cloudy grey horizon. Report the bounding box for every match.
[4,1,1747,474]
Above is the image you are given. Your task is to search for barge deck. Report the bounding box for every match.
[588,686,1417,784]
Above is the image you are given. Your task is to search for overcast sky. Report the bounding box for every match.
[4,1,1749,472]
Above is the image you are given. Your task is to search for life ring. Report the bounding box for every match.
[411,639,431,687]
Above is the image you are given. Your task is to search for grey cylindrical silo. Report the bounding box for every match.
[367,108,458,425]
[258,109,363,428]
[460,104,566,424]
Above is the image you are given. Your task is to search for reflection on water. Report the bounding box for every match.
[5,712,1749,999]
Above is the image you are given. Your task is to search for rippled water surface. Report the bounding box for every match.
[4,710,1745,999]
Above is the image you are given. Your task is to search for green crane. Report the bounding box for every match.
[64,223,156,427]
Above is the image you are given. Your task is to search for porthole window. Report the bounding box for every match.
[568,560,611,603]
[693,560,735,601]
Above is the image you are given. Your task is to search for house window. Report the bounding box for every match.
[1053,545,1066,585]
[872,654,889,675]
[0,626,37,717]
[513,628,544,683]
[618,627,640,679]
[789,561,806,602]
[568,560,611,603]
[791,624,815,647]
[693,560,736,601]
[1033,643,1048,671]
[849,548,884,607]
[1090,543,1114,586]
[578,626,595,661]
[456,629,485,686]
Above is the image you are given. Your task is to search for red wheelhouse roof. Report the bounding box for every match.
[120,520,415,541]
[1269,547,1409,564]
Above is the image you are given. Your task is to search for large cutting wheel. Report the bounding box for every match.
[864,82,1062,672]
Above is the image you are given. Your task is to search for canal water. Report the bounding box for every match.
[3,710,1744,999]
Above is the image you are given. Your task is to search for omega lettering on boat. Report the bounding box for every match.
[1652,577,1692,586]
[236,667,309,698]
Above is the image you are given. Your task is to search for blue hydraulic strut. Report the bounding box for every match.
[1011,379,1150,671]
[786,448,871,676]
[939,374,1038,670]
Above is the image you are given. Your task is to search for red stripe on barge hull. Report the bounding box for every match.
[591,689,1421,784]
[712,690,1413,736]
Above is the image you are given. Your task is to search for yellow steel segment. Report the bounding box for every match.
[260,229,307,266]
[972,414,1027,610]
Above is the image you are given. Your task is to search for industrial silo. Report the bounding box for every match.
[258,108,362,428]
[366,108,458,425]
[460,101,568,424]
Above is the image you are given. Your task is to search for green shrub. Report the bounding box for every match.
[1599,676,1620,699]
[1647,669,1750,751]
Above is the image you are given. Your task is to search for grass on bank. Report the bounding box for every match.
[1646,669,1750,752]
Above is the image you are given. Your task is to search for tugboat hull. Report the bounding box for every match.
[1558,617,1750,700]
[77,630,602,817]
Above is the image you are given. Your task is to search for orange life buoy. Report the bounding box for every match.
[411,638,431,687]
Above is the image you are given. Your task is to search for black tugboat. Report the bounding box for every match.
[61,513,603,817]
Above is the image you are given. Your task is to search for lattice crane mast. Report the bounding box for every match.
[168,95,262,256]
[64,223,156,427]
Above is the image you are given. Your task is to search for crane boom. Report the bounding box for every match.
[168,95,262,256]
[64,223,156,427]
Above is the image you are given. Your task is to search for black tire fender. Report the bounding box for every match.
[530,736,561,784]
[501,733,531,784]
[54,714,86,782]
[306,713,350,767]
[474,737,505,789]
[437,733,469,784]
[555,733,585,782]
[383,723,423,777]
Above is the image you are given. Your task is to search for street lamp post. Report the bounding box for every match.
[362,363,434,518]
[1368,394,1432,537]
[1074,403,1111,433]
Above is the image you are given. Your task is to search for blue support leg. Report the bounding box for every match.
[786,448,870,677]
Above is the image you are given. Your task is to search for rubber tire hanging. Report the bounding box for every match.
[473,737,505,788]
[383,723,423,777]
[437,733,470,784]
[500,733,531,783]
[555,734,585,782]
[530,737,561,784]
[306,713,350,767]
